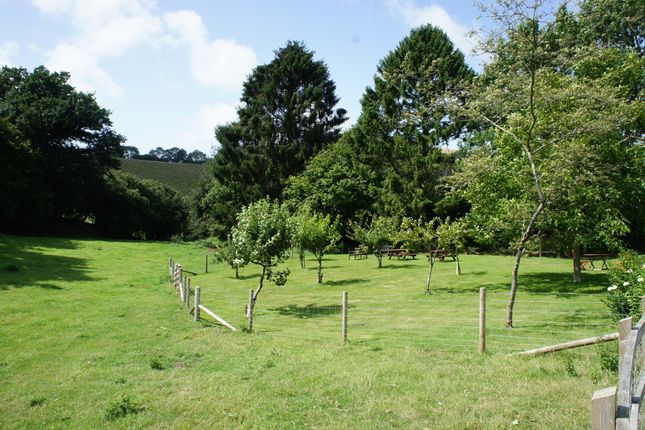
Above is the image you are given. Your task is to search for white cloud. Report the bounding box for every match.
[0,41,19,66]
[165,10,256,89]
[179,102,239,155]
[33,0,163,99]
[32,0,72,15]
[46,43,122,97]
[386,0,484,67]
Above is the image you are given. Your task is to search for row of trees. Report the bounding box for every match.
[200,0,643,328]
[122,145,208,164]
[0,66,188,239]
[219,200,471,323]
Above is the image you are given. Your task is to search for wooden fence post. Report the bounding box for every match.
[247,289,254,332]
[194,286,201,322]
[342,291,348,344]
[591,386,617,430]
[169,257,173,276]
[479,287,486,354]
[205,254,209,273]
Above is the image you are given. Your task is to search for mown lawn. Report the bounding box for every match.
[0,234,619,429]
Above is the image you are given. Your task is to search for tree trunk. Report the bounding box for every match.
[455,254,461,275]
[235,266,239,279]
[572,243,582,283]
[425,252,435,294]
[300,250,305,269]
[377,252,382,268]
[252,266,266,302]
[317,255,323,284]
[507,247,524,328]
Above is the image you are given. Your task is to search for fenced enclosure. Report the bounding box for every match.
[173,250,615,354]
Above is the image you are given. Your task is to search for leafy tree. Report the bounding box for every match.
[186,150,207,164]
[448,0,642,326]
[201,41,347,236]
[214,238,247,279]
[122,146,139,159]
[283,129,378,242]
[356,24,474,219]
[396,217,440,294]
[352,216,397,269]
[578,0,644,55]
[436,217,467,275]
[290,209,340,283]
[231,200,291,321]
[92,171,188,239]
[0,66,124,233]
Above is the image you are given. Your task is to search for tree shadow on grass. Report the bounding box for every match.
[379,264,417,270]
[325,278,369,287]
[439,272,608,297]
[0,236,94,291]
[268,303,354,319]
[236,273,259,280]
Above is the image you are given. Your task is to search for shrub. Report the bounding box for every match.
[605,250,645,320]
[105,395,144,421]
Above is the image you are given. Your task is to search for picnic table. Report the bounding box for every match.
[387,248,417,259]
[430,249,456,261]
[581,253,611,270]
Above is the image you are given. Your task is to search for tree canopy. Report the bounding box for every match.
[196,41,347,238]
[0,66,124,232]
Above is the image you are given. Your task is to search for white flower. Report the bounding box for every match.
[608,285,618,292]
[624,281,631,287]
[512,420,519,426]
[638,277,644,283]
[628,269,633,273]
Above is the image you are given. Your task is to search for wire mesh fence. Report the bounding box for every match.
[245,290,615,354]
[168,256,617,354]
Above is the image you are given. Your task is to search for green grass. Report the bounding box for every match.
[118,158,204,195]
[0,234,619,429]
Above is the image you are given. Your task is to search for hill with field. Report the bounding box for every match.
[118,158,205,195]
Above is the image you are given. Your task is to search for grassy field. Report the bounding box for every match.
[0,234,619,429]
[118,158,205,195]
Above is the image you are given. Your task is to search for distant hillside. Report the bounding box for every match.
[118,158,205,195]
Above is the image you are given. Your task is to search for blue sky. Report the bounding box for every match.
[0,0,485,155]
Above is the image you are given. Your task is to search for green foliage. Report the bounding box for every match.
[93,171,188,240]
[0,66,124,233]
[290,208,340,283]
[231,200,292,296]
[284,131,378,242]
[605,250,645,320]
[449,1,643,256]
[198,42,347,237]
[352,216,398,268]
[597,342,619,374]
[436,218,467,254]
[356,24,474,219]
[104,395,144,421]
[214,238,247,278]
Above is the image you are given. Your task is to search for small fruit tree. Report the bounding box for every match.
[352,216,397,268]
[291,209,340,283]
[231,200,291,317]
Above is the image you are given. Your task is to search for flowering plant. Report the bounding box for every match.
[605,250,645,320]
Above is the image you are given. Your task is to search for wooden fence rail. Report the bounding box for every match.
[591,297,645,430]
